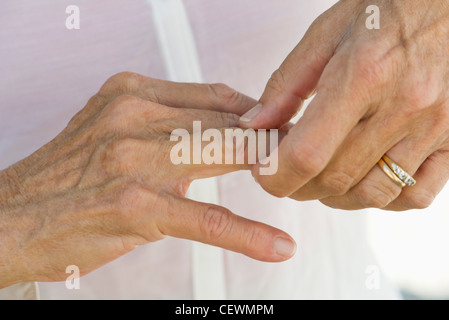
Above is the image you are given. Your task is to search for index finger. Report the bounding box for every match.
[102,72,258,115]
[157,196,297,262]
[252,52,372,197]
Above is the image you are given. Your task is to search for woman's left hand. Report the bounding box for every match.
[241,0,449,211]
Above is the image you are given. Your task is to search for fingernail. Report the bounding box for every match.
[273,237,297,258]
[240,103,262,122]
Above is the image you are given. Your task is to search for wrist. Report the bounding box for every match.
[0,167,25,210]
[0,169,29,288]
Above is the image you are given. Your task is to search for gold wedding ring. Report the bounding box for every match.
[378,158,406,188]
[378,154,416,188]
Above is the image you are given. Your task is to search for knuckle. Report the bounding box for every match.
[315,171,355,196]
[286,143,327,179]
[111,94,141,109]
[348,45,389,85]
[266,68,289,95]
[69,94,109,128]
[100,72,140,95]
[111,71,141,87]
[86,94,107,109]
[319,198,348,210]
[214,111,240,127]
[209,83,242,106]
[242,225,265,255]
[308,10,332,34]
[110,71,138,82]
[422,103,449,136]
[306,49,327,76]
[402,192,435,210]
[260,182,289,198]
[352,58,385,86]
[400,79,441,113]
[103,94,143,119]
[436,103,449,124]
[200,206,232,240]
[355,181,400,209]
[252,169,289,198]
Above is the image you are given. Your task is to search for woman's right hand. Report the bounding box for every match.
[0,72,296,288]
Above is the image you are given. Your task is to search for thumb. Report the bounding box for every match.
[239,3,352,129]
[158,196,297,262]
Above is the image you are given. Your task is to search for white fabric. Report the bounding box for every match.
[149,0,202,83]
[0,0,400,299]
[149,0,226,299]
[0,282,39,300]
[189,180,226,300]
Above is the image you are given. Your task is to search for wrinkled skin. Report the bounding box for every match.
[0,72,296,288]
[242,0,449,211]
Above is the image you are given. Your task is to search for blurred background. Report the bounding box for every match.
[367,191,449,300]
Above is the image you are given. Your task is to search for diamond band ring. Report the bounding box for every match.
[377,158,406,188]
[382,155,416,187]
[378,154,416,187]
[377,154,416,188]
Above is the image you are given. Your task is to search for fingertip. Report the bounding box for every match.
[239,101,286,129]
[244,229,297,262]
[239,103,263,127]
[272,236,297,261]
[240,96,304,130]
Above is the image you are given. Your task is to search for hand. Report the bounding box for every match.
[0,72,296,288]
[240,0,449,211]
